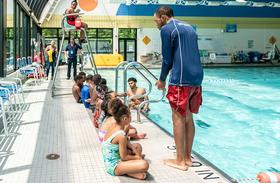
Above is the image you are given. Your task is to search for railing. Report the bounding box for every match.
[115,61,166,123]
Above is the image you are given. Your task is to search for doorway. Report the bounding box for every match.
[119,38,137,62]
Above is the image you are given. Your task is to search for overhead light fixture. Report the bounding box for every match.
[236,0,246,2]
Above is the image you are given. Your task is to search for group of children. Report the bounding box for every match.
[72,72,149,180]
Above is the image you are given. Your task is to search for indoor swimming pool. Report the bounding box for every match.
[100,67,280,181]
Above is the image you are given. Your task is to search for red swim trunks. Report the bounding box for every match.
[166,85,202,116]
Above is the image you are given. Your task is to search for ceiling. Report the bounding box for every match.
[22,0,280,24]
[24,0,50,19]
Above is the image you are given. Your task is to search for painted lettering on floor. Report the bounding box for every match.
[167,145,225,182]
[195,170,220,180]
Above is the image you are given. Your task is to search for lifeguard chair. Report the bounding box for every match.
[51,13,98,97]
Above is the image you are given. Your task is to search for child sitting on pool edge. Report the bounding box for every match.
[102,98,149,180]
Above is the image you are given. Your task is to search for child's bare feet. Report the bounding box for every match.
[127,173,147,180]
[129,133,147,140]
[137,133,146,139]
[163,159,188,171]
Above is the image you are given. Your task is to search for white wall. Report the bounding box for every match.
[53,0,119,16]
[7,0,13,14]
[137,27,280,60]
[137,28,161,61]
[197,28,280,53]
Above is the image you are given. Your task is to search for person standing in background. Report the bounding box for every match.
[66,37,82,80]
[45,40,57,80]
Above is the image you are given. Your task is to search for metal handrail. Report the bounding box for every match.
[83,26,98,75]
[115,61,128,93]
[115,61,166,123]
[133,61,159,81]
[115,61,155,101]
[136,90,165,123]
[124,62,152,105]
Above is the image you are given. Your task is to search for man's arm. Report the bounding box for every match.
[116,92,127,97]
[78,44,82,50]
[65,8,74,14]
[142,89,149,111]
[73,86,81,102]
[45,46,49,54]
[65,8,78,18]
[77,45,82,54]
[127,90,132,97]
[159,28,173,82]
[65,45,69,58]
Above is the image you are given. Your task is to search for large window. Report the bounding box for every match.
[97,29,113,54]
[118,28,137,62]
[6,28,14,72]
[87,28,97,53]
[84,28,113,54]
[43,29,58,38]
[43,28,113,54]
[43,28,59,48]
[6,0,14,72]
[119,28,137,39]
[16,3,20,61]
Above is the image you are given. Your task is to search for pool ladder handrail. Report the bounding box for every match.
[115,61,166,123]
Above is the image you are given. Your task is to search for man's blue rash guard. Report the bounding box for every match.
[159,19,204,86]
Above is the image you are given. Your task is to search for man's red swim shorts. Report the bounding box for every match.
[166,85,202,116]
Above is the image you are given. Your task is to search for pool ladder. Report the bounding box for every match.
[115,61,166,123]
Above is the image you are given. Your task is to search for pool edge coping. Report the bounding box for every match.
[142,112,238,183]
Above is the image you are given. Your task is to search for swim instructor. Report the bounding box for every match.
[154,6,204,171]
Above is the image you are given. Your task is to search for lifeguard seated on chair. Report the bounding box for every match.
[65,0,88,43]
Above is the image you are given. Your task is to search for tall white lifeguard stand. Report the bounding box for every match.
[51,13,98,97]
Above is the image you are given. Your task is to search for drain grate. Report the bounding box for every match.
[46,153,60,160]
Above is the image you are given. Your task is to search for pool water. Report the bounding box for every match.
[99,67,280,181]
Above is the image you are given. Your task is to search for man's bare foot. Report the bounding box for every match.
[163,159,188,171]
[127,173,147,180]
[185,160,192,167]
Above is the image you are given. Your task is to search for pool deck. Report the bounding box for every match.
[0,66,232,183]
